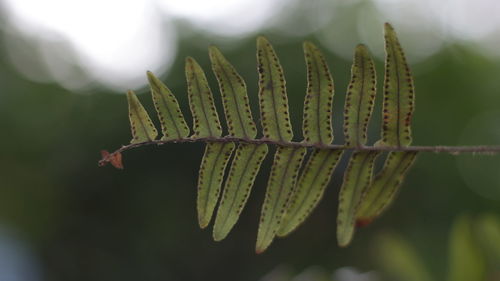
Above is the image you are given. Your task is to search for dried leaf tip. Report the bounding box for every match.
[99,150,124,169]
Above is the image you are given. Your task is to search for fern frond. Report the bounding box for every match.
[99,23,500,253]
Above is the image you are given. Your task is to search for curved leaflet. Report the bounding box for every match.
[185,57,223,138]
[127,90,158,143]
[302,41,334,145]
[209,46,257,139]
[343,44,377,147]
[278,149,343,237]
[381,23,415,147]
[257,36,293,142]
[197,142,235,228]
[147,71,190,140]
[337,151,380,247]
[356,151,417,223]
[256,146,306,253]
[213,143,268,241]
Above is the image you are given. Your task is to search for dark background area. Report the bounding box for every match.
[0,1,499,280]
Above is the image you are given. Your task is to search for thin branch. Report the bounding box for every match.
[98,137,500,167]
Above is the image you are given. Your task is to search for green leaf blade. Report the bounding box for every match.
[257,36,293,142]
[344,44,377,147]
[256,146,306,253]
[381,23,415,147]
[197,142,235,229]
[447,215,486,281]
[209,46,257,139]
[185,57,223,138]
[278,149,343,237]
[376,232,435,281]
[127,90,158,144]
[356,151,418,223]
[337,151,380,247]
[302,41,334,145]
[213,143,268,241]
[147,71,190,140]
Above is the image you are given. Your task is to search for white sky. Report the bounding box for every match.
[1,0,500,92]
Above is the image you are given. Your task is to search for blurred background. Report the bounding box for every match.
[0,0,499,280]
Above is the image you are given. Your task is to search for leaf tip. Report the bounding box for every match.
[355,43,368,51]
[384,22,394,30]
[256,36,270,47]
[146,71,159,89]
[356,218,374,228]
[185,56,196,66]
[208,44,219,54]
[255,246,266,254]
[302,40,316,50]
[146,70,155,80]
[198,218,210,230]
[212,231,225,242]
[338,238,352,248]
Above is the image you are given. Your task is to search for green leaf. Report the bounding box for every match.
[209,46,257,139]
[343,44,377,147]
[256,146,306,253]
[197,142,235,228]
[337,151,380,247]
[127,90,158,144]
[447,215,486,281]
[476,214,500,263]
[185,57,223,138]
[147,71,190,140]
[356,151,417,223]
[213,143,268,241]
[278,149,343,237]
[381,23,415,147]
[376,232,435,281]
[302,41,334,145]
[257,36,293,142]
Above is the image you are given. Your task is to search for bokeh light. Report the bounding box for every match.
[2,0,500,92]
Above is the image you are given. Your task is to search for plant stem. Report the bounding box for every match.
[98,137,500,166]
